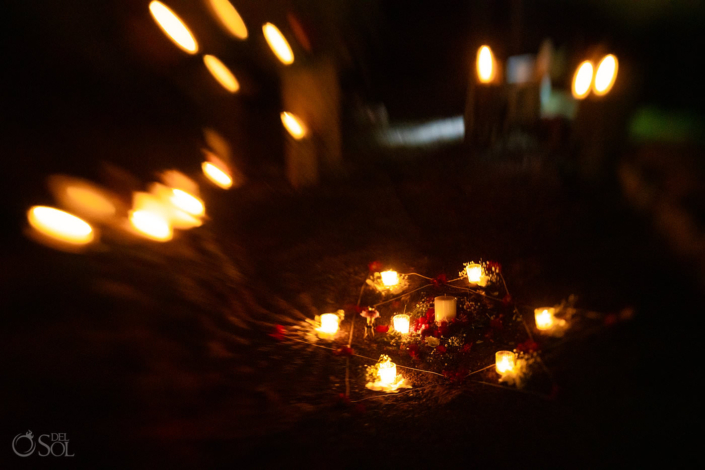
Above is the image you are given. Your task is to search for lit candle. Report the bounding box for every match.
[476,45,496,84]
[434,296,457,324]
[378,358,397,385]
[495,351,516,374]
[27,206,94,246]
[380,270,399,286]
[466,263,483,284]
[534,308,556,331]
[393,314,410,334]
[318,313,340,335]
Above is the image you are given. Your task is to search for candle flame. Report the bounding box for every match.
[593,54,618,96]
[378,357,397,385]
[207,0,247,39]
[393,314,410,334]
[169,189,205,217]
[129,210,173,242]
[202,162,233,189]
[280,112,306,139]
[572,60,593,99]
[149,1,198,54]
[535,308,555,330]
[477,45,495,83]
[466,263,483,284]
[380,270,399,286]
[203,55,240,93]
[27,206,94,245]
[263,23,294,65]
[495,351,516,374]
[317,313,340,335]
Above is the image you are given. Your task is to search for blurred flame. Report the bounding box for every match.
[477,45,495,83]
[129,193,174,241]
[207,0,248,39]
[147,184,204,229]
[593,54,618,96]
[262,23,294,65]
[64,186,115,219]
[280,112,306,139]
[27,206,94,245]
[170,189,205,217]
[202,161,233,189]
[149,1,198,54]
[49,176,117,221]
[572,60,593,99]
[129,210,173,241]
[203,55,240,93]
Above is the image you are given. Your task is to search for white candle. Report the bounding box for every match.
[434,296,457,324]
[393,314,410,334]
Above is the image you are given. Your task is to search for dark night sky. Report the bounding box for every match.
[1,0,703,205]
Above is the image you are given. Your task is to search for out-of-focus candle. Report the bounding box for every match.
[393,314,410,334]
[434,296,456,324]
[496,351,516,374]
[27,206,94,245]
[535,308,556,331]
[380,270,399,286]
[202,161,233,189]
[319,313,340,334]
[378,358,397,385]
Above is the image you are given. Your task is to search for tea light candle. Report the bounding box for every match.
[434,296,457,323]
[495,351,516,374]
[534,308,556,331]
[466,263,483,284]
[378,359,397,385]
[380,270,399,286]
[393,314,410,334]
[319,313,340,334]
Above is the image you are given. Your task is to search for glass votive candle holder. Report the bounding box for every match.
[393,314,410,334]
[319,313,340,334]
[534,307,556,331]
[381,270,400,286]
[495,351,516,374]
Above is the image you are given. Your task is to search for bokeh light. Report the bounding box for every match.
[149,1,198,54]
[27,206,94,245]
[202,161,233,189]
[207,0,248,39]
[49,176,116,222]
[593,54,618,96]
[203,55,240,93]
[572,60,594,99]
[170,189,205,217]
[280,111,306,139]
[477,45,495,83]
[129,210,173,242]
[262,23,294,65]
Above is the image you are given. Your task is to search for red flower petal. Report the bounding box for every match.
[333,346,354,356]
[375,325,389,333]
[368,261,383,272]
